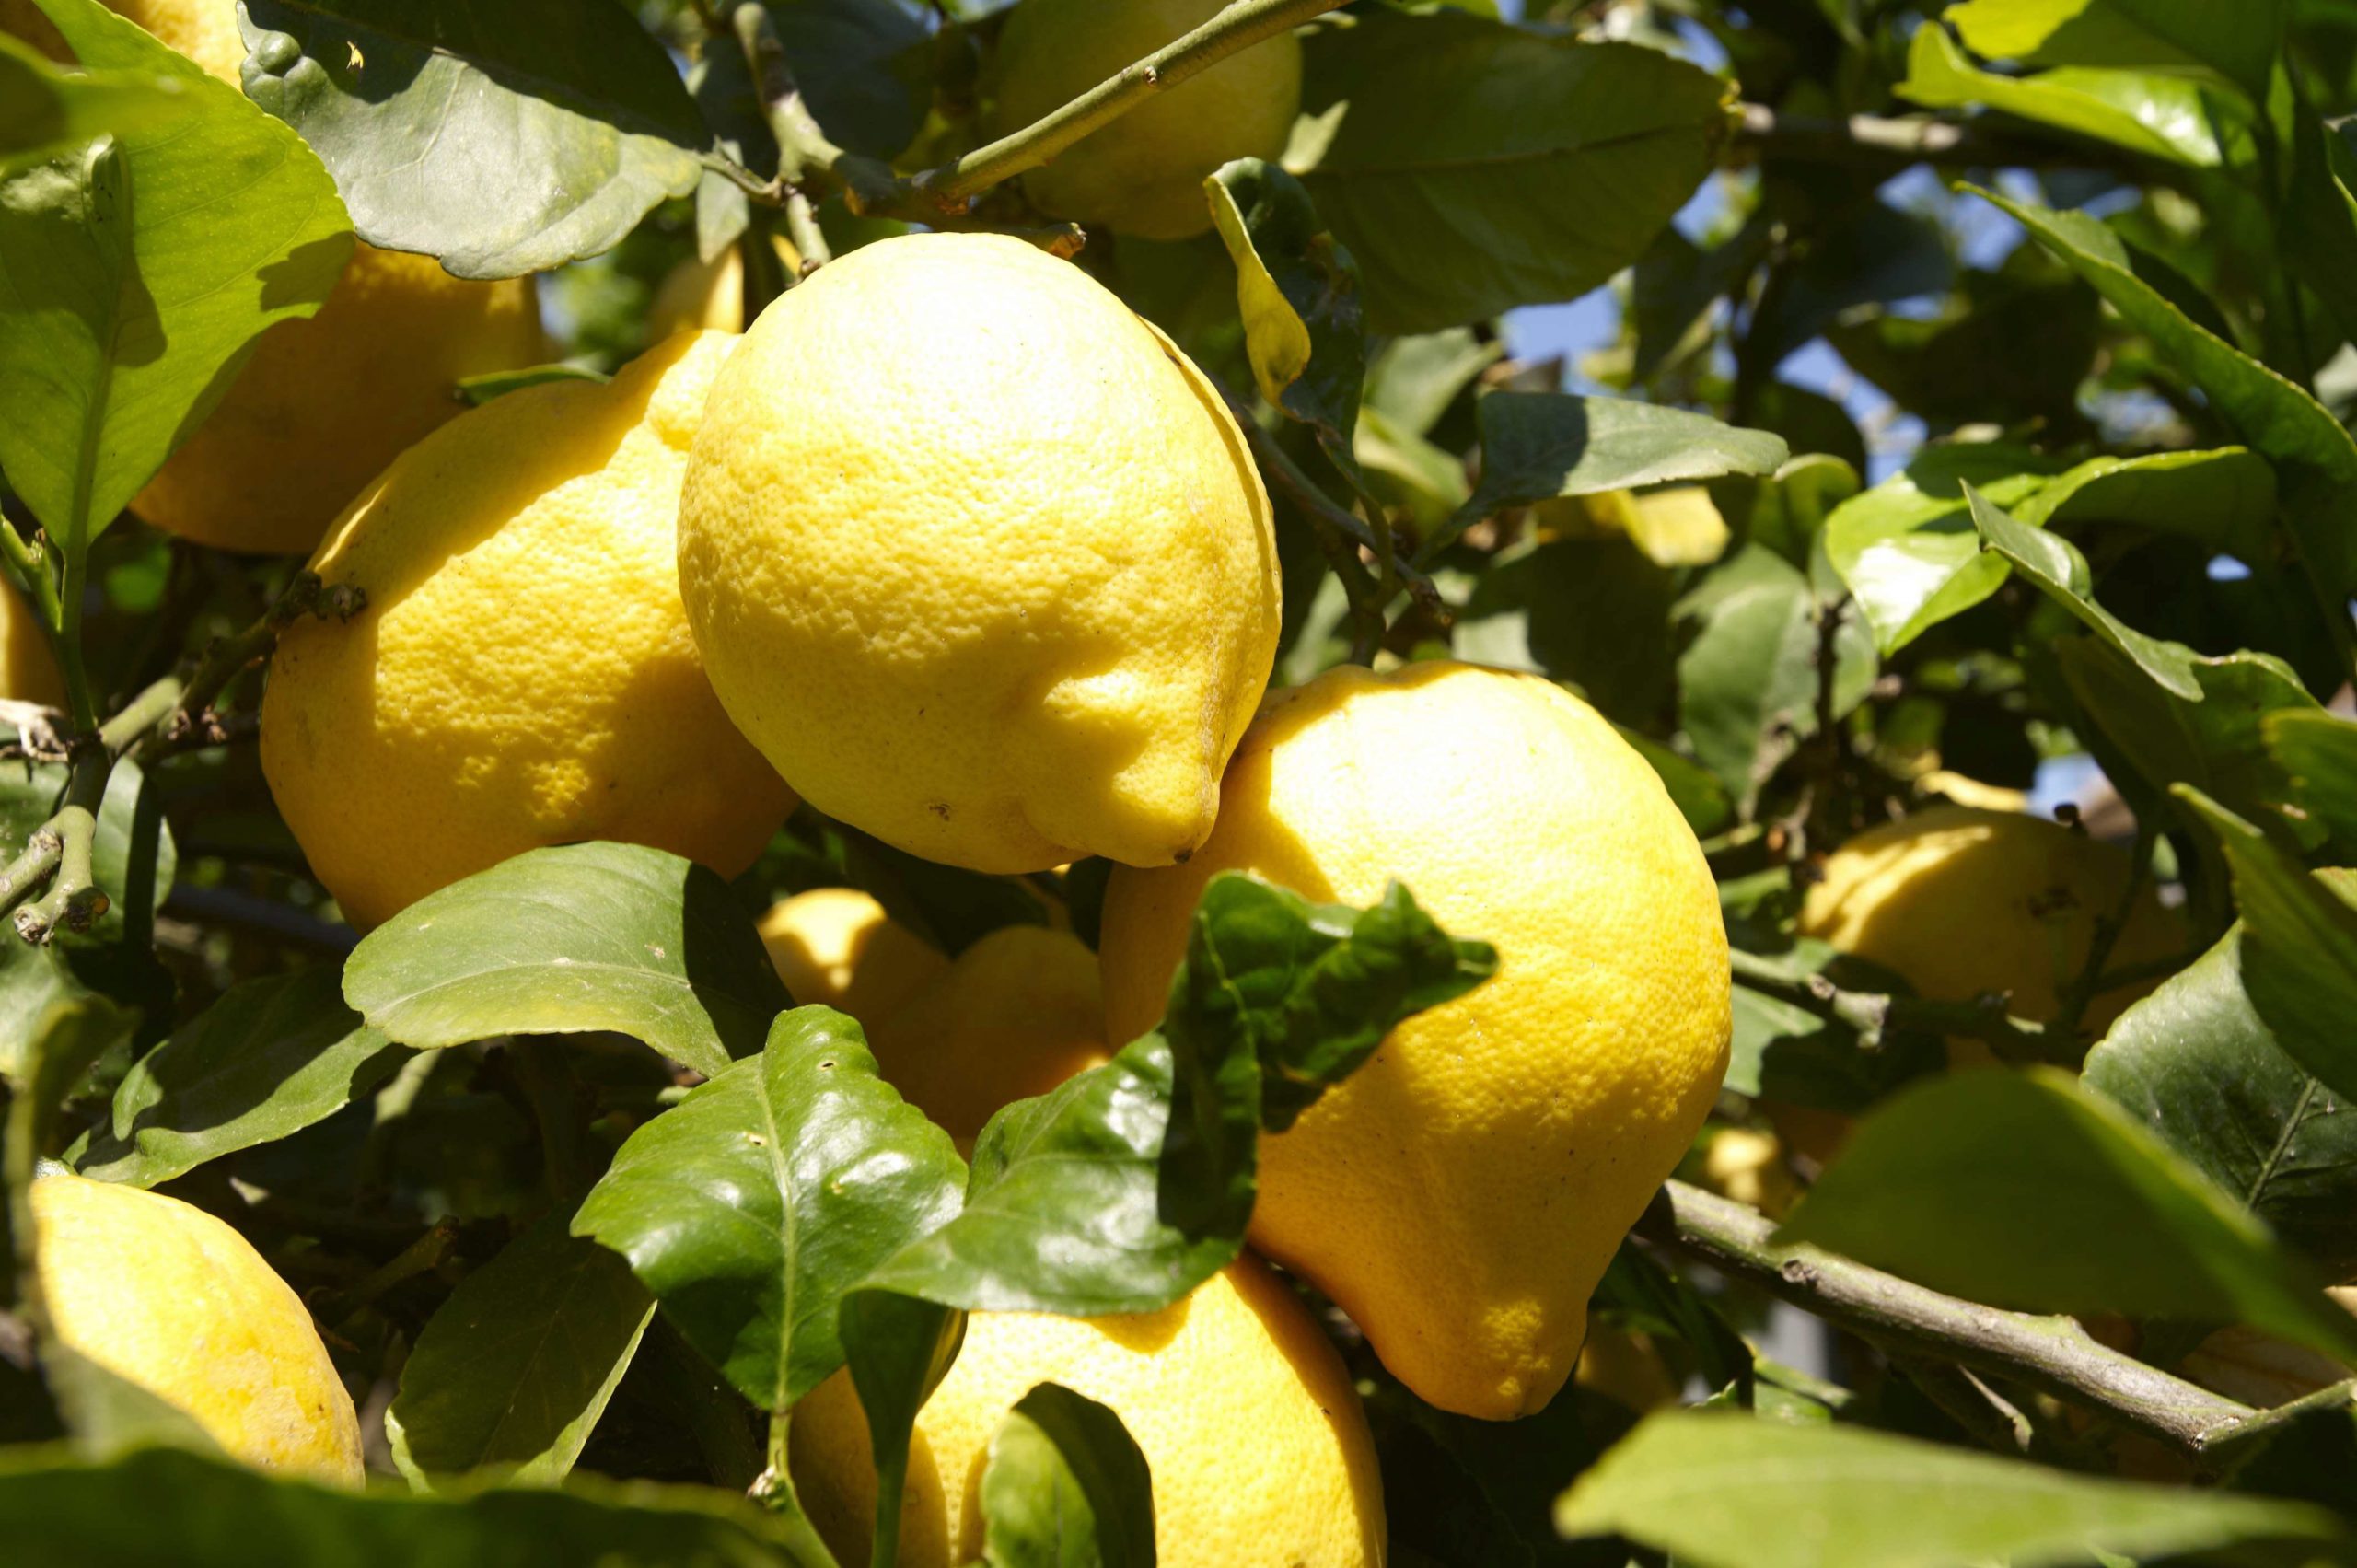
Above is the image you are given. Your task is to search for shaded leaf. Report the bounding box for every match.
[1967,483,2201,700]
[238,0,708,278]
[2017,446,2277,559]
[0,0,351,549]
[2086,923,2357,1279]
[1292,6,1731,333]
[979,1384,1156,1568]
[1556,1411,2340,1568]
[343,842,790,1078]
[1780,1069,2357,1365]
[1455,536,1677,726]
[72,966,409,1187]
[2266,709,2357,859]
[572,1006,964,1413]
[456,363,610,407]
[0,29,191,173]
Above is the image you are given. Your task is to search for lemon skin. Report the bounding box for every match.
[1100,660,1732,1421]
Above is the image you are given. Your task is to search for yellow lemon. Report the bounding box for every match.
[261,331,794,930]
[866,924,1109,1145]
[789,1255,1384,1566]
[1801,806,2182,1039]
[759,888,949,1021]
[990,0,1303,239]
[61,1,547,555]
[31,1172,362,1482]
[679,232,1279,875]
[648,234,801,338]
[1098,661,1731,1420]
[1574,1326,1679,1415]
[0,578,63,706]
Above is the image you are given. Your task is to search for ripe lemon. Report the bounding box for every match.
[647,234,801,338]
[31,1172,362,1482]
[0,579,62,706]
[261,331,794,930]
[759,888,948,1021]
[789,1254,1384,1566]
[679,232,1279,875]
[52,1,547,555]
[866,924,1109,1145]
[1098,661,1731,1421]
[1801,806,2182,1040]
[990,0,1303,239]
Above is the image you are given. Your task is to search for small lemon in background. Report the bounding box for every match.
[647,234,802,338]
[0,579,63,707]
[758,888,948,1020]
[32,1172,362,1483]
[261,331,794,930]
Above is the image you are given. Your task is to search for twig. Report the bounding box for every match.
[12,749,108,942]
[1637,1179,2263,1460]
[1893,1353,2035,1456]
[1734,103,2184,186]
[2047,819,2156,1050]
[1726,947,2059,1063]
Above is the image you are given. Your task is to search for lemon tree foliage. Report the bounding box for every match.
[9,0,2357,1562]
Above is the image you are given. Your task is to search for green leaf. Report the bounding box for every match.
[1291,6,1731,334]
[764,0,930,162]
[71,966,410,1188]
[2086,922,2357,1279]
[2014,446,2277,560]
[1454,537,1677,726]
[979,1384,1156,1568]
[455,363,610,407]
[238,0,708,278]
[0,1443,813,1565]
[0,0,351,550]
[1618,727,1733,839]
[0,30,192,174]
[572,1005,965,1413]
[343,842,790,1079]
[2266,709,2357,859]
[2174,789,2357,1109]
[1946,0,2286,102]
[857,875,1493,1318]
[1897,24,2221,165]
[1364,327,1499,436]
[389,1205,656,1491]
[1556,1411,2341,1568]
[1822,445,2058,656]
[837,1288,963,1567]
[1978,185,2357,620]
[1204,157,1364,460]
[41,1342,224,1465]
[1779,1069,2357,1366]
[1437,391,1787,559]
[1966,483,2202,700]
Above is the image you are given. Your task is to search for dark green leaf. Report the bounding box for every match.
[1293,6,1731,333]
[837,1288,963,1566]
[2086,923,2357,1279]
[2175,790,2357,1109]
[343,842,790,1078]
[572,1005,964,1412]
[765,0,929,162]
[1204,157,1365,461]
[1556,1411,2340,1568]
[1967,483,2201,700]
[1779,1069,2357,1365]
[0,1443,808,1565]
[0,29,192,173]
[0,0,351,549]
[979,1383,1156,1568]
[1439,391,1787,558]
[389,1206,655,1490]
[2266,709,2357,858]
[72,966,410,1187]
[1618,727,1733,839]
[238,0,708,278]
[1454,537,1677,726]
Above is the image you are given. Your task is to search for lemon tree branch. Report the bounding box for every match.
[1725,948,2067,1065]
[1637,1179,2286,1462]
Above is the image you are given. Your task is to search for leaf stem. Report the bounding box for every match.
[12,749,109,944]
[1637,1179,2264,1460]
[1726,948,2059,1063]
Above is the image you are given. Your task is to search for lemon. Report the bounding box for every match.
[648,234,801,338]
[49,0,548,555]
[990,0,1303,239]
[759,888,948,1020]
[1801,806,2182,1039]
[0,578,63,706]
[679,232,1279,875]
[1574,1326,1679,1415]
[789,1254,1384,1566]
[31,1172,362,1482]
[261,331,794,930]
[866,924,1109,1145]
[1099,661,1731,1420]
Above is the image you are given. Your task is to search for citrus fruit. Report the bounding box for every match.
[758,888,948,1021]
[990,0,1303,239]
[31,1171,362,1482]
[789,1254,1384,1566]
[678,231,1279,875]
[261,330,794,930]
[1099,660,1731,1420]
[648,234,801,338]
[0,579,62,706]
